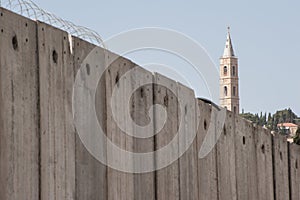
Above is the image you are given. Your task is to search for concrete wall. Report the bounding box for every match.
[0,7,299,200]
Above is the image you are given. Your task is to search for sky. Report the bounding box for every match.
[34,0,300,116]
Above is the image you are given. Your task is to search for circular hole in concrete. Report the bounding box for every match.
[52,50,58,64]
[12,35,18,50]
[280,151,283,161]
[141,88,144,98]
[25,23,28,27]
[261,144,265,154]
[86,63,90,75]
[115,73,119,84]
[1,29,3,33]
[164,95,168,107]
[25,38,28,43]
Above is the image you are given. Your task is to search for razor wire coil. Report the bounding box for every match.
[0,0,105,47]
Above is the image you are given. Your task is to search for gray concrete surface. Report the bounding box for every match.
[0,7,299,200]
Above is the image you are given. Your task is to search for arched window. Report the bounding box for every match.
[223,66,228,76]
[224,86,228,96]
[232,66,236,76]
[233,86,236,96]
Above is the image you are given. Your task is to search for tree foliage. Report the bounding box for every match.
[240,108,300,145]
[240,108,299,131]
[294,128,300,145]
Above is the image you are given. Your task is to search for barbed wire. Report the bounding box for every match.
[0,0,105,48]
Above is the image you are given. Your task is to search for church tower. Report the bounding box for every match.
[220,27,240,114]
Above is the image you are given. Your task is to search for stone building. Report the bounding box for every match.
[220,27,240,114]
[277,122,299,137]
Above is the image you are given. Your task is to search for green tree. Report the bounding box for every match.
[255,113,259,124]
[266,112,273,129]
[288,108,293,122]
[294,127,300,145]
[240,112,256,122]
[240,108,299,131]
[262,112,267,125]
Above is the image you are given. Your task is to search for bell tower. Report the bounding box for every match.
[220,27,240,114]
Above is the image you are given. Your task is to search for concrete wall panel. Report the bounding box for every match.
[289,143,300,200]
[105,57,135,200]
[154,73,180,200]
[37,22,76,200]
[132,67,155,200]
[177,83,198,200]
[196,100,218,200]
[0,8,39,200]
[273,134,290,200]
[234,117,258,200]
[254,126,274,200]
[217,111,237,200]
[73,37,107,200]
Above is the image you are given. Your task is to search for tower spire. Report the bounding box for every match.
[220,27,240,114]
[223,26,235,57]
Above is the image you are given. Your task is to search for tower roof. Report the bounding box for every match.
[223,27,235,58]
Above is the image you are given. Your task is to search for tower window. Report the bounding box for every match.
[223,66,228,76]
[224,86,228,96]
[234,106,237,114]
[233,86,236,96]
[232,66,236,76]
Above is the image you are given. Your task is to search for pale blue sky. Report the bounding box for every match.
[37,0,300,116]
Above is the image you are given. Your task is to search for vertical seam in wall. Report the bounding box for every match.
[62,33,68,200]
[73,40,77,200]
[152,81,157,200]
[272,135,277,200]
[102,49,109,200]
[35,21,42,200]
[72,37,77,200]
[233,114,238,200]
[53,39,57,200]
[104,65,108,200]
[195,100,199,200]
[177,85,181,200]
[253,126,259,198]
[215,115,220,200]
[288,143,292,200]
